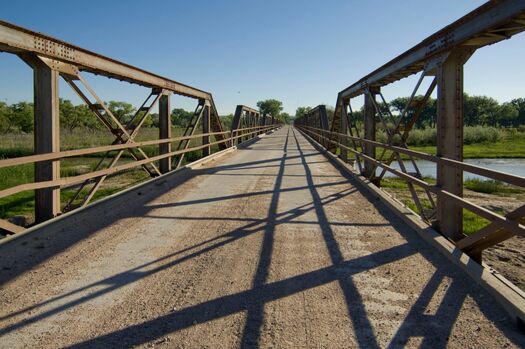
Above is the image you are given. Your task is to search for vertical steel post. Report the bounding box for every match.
[159,91,172,173]
[34,61,60,222]
[319,105,329,148]
[363,88,378,178]
[436,50,465,241]
[202,101,210,157]
[340,102,349,162]
[231,105,243,146]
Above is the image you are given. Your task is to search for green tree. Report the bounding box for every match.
[60,99,82,130]
[221,113,234,130]
[464,94,500,126]
[10,102,34,133]
[280,112,291,124]
[295,106,312,120]
[0,101,12,133]
[390,96,437,128]
[497,102,518,127]
[257,99,283,120]
[171,108,194,127]
[107,101,136,125]
[510,98,525,126]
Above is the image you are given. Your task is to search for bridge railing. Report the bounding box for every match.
[0,19,282,235]
[231,105,279,144]
[296,124,525,262]
[0,124,279,235]
[295,0,525,263]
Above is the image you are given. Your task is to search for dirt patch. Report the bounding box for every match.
[380,186,525,292]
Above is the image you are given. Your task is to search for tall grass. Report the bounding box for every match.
[464,178,523,195]
[0,127,190,158]
[375,125,508,147]
[380,176,520,236]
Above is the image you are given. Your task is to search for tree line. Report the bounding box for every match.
[295,94,525,128]
[256,99,291,124]
[0,100,160,133]
[0,98,294,134]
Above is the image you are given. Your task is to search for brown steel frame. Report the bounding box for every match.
[295,0,525,262]
[231,105,277,144]
[0,20,280,234]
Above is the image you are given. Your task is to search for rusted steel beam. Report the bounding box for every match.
[0,20,227,148]
[339,0,525,99]
[363,89,378,179]
[32,56,61,222]
[0,131,228,169]
[457,205,525,262]
[202,103,211,157]
[159,92,172,173]
[0,218,25,235]
[0,20,211,100]
[436,49,468,241]
[231,105,262,144]
[301,127,525,188]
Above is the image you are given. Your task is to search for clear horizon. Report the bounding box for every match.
[1,0,524,115]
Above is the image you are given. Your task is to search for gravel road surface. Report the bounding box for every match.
[0,126,523,348]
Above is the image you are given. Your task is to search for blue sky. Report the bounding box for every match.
[1,0,524,115]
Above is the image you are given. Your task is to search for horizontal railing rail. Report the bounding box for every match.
[0,124,280,234]
[296,125,525,257]
[294,1,525,264]
[0,19,284,234]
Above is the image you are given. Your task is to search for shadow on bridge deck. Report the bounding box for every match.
[0,126,523,348]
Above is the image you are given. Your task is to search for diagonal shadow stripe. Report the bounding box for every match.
[291,127,381,349]
[65,243,415,348]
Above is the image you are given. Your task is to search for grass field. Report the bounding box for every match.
[0,126,229,228]
[0,127,191,158]
[0,125,523,231]
[380,176,522,236]
[410,136,525,158]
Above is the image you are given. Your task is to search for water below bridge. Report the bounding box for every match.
[0,126,523,348]
[380,158,525,180]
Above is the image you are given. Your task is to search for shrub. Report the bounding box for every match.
[463,126,504,145]
[464,178,522,195]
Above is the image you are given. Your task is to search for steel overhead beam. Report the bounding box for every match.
[339,0,525,99]
[0,20,211,100]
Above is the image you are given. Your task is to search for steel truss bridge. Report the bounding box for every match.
[1,1,525,347]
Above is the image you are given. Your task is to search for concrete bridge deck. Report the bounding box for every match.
[0,126,523,348]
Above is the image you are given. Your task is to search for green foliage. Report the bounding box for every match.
[464,178,523,195]
[511,98,525,126]
[0,102,11,133]
[171,108,194,127]
[257,99,283,120]
[384,126,506,147]
[410,132,525,159]
[390,96,436,128]
[10,102,34,133]
[59,99,101,131]
[107,100,136,125]
[220,114,233,130]
[280,112,292,124]
[379,93,522,129]
[463,209,491,236]
[295,106,312,119]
